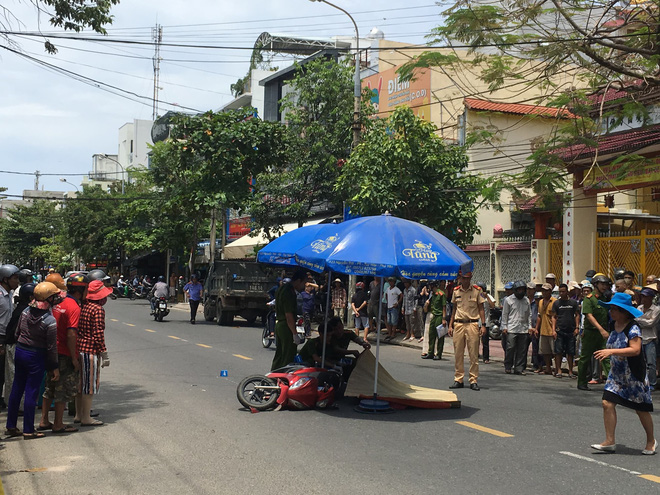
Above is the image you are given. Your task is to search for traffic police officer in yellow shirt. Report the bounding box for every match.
[448,270,486,390]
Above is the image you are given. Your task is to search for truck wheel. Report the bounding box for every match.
[203,302,215,322]
[221,312,234,326]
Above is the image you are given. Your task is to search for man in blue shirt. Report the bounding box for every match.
[183,275,204,324]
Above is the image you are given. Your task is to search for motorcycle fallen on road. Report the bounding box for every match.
[237,364,342,411]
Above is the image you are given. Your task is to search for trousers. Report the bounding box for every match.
[453,322,480,384]
[189,299,200,321]
[643,340,657,388]
[271,321,296,371]
[6,346,46,434]
[577,329,610,387]
[504,333,528,372]
[427,322,445,358]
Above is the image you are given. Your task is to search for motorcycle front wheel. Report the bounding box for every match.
[237,375,279,411]
[262,326,273,348]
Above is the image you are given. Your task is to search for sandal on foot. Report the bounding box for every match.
[23,432,46,439]
[4,428,22,437]
[37,423,53,431]
[80,420,104,427]
[556,373,563,378]
[52,425,79,434]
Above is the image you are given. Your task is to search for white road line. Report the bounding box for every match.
[559,451,642,475]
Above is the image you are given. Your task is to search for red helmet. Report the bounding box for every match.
[356,282,365,289]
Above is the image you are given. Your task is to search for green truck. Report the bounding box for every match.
[202,260,275,326]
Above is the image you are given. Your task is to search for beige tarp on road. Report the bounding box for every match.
[345,350,461,409]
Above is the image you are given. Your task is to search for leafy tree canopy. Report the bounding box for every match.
[336,106,500,247]
[1,0,120,53]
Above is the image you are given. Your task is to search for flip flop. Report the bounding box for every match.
[37,423,53,431]
[80,420,104,427]
[4,428,22,438]
[52,425,79,434]
[23,432,46,439]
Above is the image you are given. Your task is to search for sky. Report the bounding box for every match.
[0,0,445,198]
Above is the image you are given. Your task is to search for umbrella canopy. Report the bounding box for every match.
[294,214,472,279]
[256,224,327,266]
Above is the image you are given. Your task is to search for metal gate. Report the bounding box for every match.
[597,229,660,280]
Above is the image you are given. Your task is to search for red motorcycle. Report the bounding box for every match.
[237,364,341,411]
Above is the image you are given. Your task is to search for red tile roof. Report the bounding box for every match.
[464,98,575,118]
[555,123,660,161]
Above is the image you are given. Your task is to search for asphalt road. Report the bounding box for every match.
[1,298,659,494]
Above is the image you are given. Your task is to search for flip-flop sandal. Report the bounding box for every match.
[568,374,577,379]
[37,423,53,431]
[4,428,22,437]
[80,420,104,427]
[52,425,79,434]
[556,373,563,378]
[23,432,46,439]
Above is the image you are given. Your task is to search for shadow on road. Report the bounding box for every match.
[95,381,168,423]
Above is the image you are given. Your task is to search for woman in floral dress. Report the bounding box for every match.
[592,292,656,454]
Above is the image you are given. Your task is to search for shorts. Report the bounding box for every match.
[387,308,399,326]
[539,335,555,355]
[169,287,176,297]
[354,316,369,330]
[367,303,378,319]
[79,353,101,395]
[554,332,576,355]
[44,355,79,402]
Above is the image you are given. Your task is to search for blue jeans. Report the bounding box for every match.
[6,346,46,434]
[387,308,399,326]
[643,340,657,388]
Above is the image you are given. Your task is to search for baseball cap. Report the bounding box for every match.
[545,273,556,279]
[504,282,514,290]
[541,283,553,290]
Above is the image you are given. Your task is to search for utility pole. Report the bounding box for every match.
[152,24,163,120]
[34,170,41,191]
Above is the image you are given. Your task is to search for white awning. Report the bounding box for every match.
[223,218,325,260]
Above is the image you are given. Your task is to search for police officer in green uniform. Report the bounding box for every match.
[422,282,447,360]
[271,270,307,371]
[577,274,611,390]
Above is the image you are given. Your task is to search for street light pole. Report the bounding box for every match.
[59,178,80,193]
[102,154,126,194]
[309,0,361,148]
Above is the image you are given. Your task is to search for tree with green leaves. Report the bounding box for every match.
[1,0,119,53]
[0,199,68,269]
[336,106,499,247]
[399,0,659,204]
[149,108,289,268]
[247,57,373,239]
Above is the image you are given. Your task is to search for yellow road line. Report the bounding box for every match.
[197,344,212,348]
[144,329,156,333]
[455,421,514,438]
[233,354,253,361]
[640,475,660,484]
[110,318,118,322]
[168,335,181,340]
[124,323,135,327]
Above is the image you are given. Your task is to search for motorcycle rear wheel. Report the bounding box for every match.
[237,375,279,411]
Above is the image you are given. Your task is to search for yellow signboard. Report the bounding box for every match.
[363,64,431,121]
[584,157,660,192]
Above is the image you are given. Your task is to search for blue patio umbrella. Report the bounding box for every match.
[294,214,473,279]
[256,224,327,266]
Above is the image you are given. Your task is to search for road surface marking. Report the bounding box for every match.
[144,329,156,333]
[559,451,641,475]
[233,354,253,361]
[180,339,188,342]
[455,421,513,438]
[639,475,660,484]
[123,323,135,327]
[168,335,181,340]
[110,319,118,322]
[197,344,212,348]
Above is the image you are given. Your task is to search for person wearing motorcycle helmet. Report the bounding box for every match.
[38,272,90,434]
[88,269,111,287]
[5,281,61,439]
[148,276,169,315]
[577,274,612,390]
[0,264,21,407]
[501,281,532,374]
[585,269,596,282]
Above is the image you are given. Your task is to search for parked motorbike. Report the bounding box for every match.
[153,296,170,322]
[237,364,341,411]
[488,306,503,340]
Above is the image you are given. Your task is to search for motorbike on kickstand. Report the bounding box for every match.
[237,364,341,411]
[153,296,170,322]
[261,300,305,348]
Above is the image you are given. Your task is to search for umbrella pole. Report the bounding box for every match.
[373,276,384,400]
[321,270,332,369]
